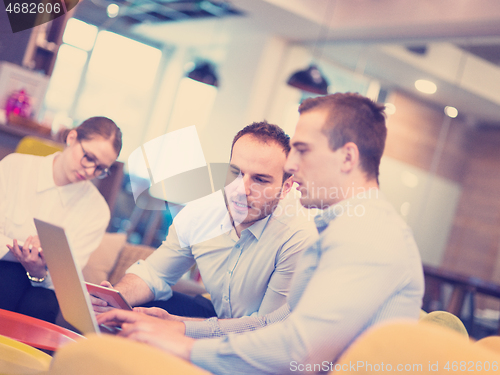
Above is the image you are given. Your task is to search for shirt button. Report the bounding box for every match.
[235,244,240,249]
[224,296,229,301]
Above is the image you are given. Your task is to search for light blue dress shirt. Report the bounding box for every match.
[189,193,425,374]
[127,191,318,318]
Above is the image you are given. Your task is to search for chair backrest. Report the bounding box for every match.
[419,310,469,338]
[48,333,212,375]
[0,308,83,352]
[15,136,64,156]
[334,322,499,375]
[0,334,52,374]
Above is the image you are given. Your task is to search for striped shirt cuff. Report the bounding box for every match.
[185,304,291,339]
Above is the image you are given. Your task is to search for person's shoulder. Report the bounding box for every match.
[269,200,318,233]
[264,208,318,250]
[170,191,228,245]
[323,197,415,258]
[1,152,40,165]
[324,197,392,233]
[272,214,317,237]
[175,190,227,224]
[84,181,108,202]
[77,181,110,216]
[0,153,42,177]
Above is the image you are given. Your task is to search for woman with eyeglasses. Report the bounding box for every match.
[0,116,122,323]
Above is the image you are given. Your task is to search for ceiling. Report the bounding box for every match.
[101,0,241,27]
[73,0,500,126]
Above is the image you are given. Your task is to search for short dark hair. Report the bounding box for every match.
[231,121,292,182]
[299,93,387,183]
[62,117,123,156]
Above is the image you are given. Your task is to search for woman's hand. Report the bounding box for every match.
[7,235,47,280]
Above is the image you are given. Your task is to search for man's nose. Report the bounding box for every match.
[284,155,296,175]
[235,175,251,196]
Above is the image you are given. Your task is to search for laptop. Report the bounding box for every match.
[34,218,116,335]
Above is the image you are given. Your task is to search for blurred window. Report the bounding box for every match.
[44,20,162,162]
[62,18,98,51]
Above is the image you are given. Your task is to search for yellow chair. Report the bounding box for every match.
[0,334,51,375]
[15,136,64,157]
[335,321,500,374]
[48,334,211,375]
[420,310,469,338]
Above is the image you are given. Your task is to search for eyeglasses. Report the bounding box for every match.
[79,141,111,179]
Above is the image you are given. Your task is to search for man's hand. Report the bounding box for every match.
[97,309,192,360]
[7,236,46,280]
[91,281,117,314]
[132,306,184,322]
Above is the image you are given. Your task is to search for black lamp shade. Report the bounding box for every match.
[187,62,219,87]
[287,64,328,95]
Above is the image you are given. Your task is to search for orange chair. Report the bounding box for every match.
[0,308,83,352]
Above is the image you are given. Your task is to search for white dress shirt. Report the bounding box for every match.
[0,152,110,289]
[127,190,318,318]
[188,193,425,374]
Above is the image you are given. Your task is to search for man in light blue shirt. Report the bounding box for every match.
[98,93,425,373]
[93,122,317,319]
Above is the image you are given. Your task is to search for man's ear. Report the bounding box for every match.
[279,175,294,199]
[340,142,359,173]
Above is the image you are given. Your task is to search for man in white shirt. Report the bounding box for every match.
[97,93,424,374]
[93,121,318,318]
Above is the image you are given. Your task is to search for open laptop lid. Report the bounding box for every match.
[34,218,100,335]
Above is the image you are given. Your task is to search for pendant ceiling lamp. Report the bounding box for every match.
[287,64,328,95]
[187,61,219,87]
[287,1,336,95]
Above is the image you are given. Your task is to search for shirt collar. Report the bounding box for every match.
[314,188,382,233]
[37,152,87,206]
[245,214,272,240]
[222,210,272,241]
[221,209,234,233]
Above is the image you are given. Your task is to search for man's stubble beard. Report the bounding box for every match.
[223,189,282,227]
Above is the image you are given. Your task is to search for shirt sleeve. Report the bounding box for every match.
[0,154,30,261]
[0,155,13,257]
[126,212,196,301]
[256,222,317,315]
[185,303,291,339]
[190,216,418,374]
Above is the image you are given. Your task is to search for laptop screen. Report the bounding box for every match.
[34,218,100,335]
